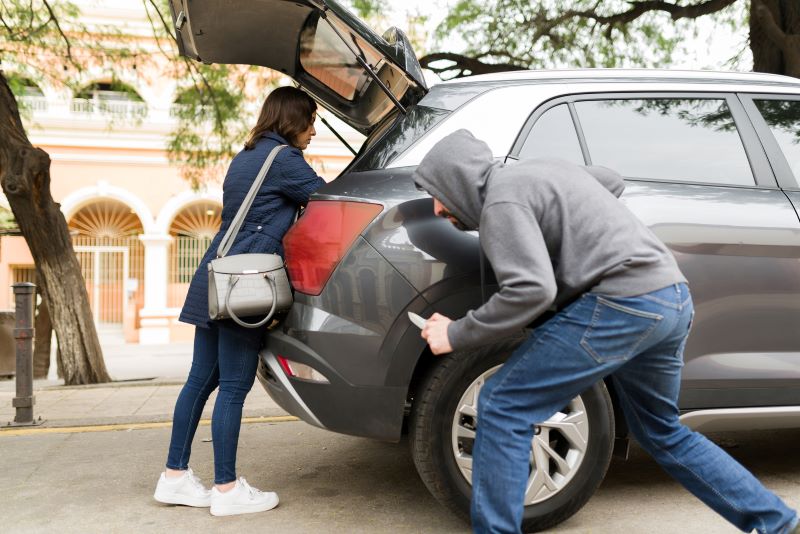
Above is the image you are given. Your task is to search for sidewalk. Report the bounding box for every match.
[0,341,287,428]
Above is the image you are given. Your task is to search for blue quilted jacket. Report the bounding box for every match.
[179,132,325,328]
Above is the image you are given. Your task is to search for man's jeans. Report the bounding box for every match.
[166,322,263,484]
[470,283,798,534]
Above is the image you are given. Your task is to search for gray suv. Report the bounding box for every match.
[171,1,800,530]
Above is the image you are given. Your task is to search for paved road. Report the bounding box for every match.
[1,420,797,533]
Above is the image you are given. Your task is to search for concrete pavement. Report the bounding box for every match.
[0,342,797,533]
[0,341,285,428]
[1,419,798,534]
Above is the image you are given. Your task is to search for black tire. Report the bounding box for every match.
[409,340,615,532]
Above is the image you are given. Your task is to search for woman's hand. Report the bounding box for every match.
[421,313,453,355]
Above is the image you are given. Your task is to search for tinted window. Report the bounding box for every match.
[754,99,800,182]
[519,104,584,164]
[351,106,450,171]
[575,99,754,185]
[299,15,383,101]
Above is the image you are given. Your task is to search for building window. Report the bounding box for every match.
[72,80,148,118]
[68,200,145,325]
[168,202,222,307]
[7,74,47,112]
[9,266,36,309]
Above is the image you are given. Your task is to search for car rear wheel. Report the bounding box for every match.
[409,340,615,532]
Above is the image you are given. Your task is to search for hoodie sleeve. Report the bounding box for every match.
[447,201,557,351]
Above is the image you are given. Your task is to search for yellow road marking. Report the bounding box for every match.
[0,415,299,437]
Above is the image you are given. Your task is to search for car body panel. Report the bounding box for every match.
[255,70,800,440]
[280,236,418,387]
[619,181,800,408]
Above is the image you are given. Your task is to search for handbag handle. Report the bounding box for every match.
[217,144,287,258]
[224,274,279,328]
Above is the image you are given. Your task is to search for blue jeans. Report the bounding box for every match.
[471,283,798,534]
[166,323,263,484]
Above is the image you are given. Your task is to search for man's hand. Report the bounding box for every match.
[421,313,453,355]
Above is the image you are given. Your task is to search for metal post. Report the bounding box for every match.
[7,282,43,427]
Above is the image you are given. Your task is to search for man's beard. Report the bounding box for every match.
[439,208,469,231]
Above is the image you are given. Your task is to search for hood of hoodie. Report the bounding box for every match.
[584,165,625,198]
[412,129,626,230]
[412,129,497,231]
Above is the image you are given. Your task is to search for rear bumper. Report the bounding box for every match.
[257,330,407,441]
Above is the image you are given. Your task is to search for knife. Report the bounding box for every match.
[408,311,427,329]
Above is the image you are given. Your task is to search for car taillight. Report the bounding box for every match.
[284,200,383,295]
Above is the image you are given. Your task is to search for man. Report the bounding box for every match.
[413,129,798,534]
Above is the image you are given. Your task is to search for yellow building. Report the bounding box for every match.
[0,0,362,344]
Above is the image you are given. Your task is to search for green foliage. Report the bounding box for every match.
[432,0,746,76]
[754,100,800,144]
[0,0,278,187]
[1,1,130,80]
[6,74,42,96]
[344,0,390,19]
[142,0,280,187]
[165,63,254,188]
[0,207,20,234]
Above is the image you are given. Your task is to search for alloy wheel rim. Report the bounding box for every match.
[451,365,590,505]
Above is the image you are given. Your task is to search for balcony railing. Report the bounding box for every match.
[17,95,48,112]
[70,98,149,119]
[168,103,215,119]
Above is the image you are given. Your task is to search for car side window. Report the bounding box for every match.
[518,104,584,165]
[753,99,800,182]
[574,98,755,186]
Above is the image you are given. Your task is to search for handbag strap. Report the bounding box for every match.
[217,144,287,258]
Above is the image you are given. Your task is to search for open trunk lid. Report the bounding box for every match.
[169,0,428,134]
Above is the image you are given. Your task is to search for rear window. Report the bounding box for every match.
[299,15,383,101]
[350,105,450,171]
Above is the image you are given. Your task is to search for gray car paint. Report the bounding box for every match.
[259,80,800,442]
[620,180,800,408]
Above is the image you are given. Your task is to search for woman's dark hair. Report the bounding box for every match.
[244,86,317,150]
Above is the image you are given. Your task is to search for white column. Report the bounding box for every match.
[138,234,172,344]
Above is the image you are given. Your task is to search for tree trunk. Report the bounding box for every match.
[33,290,52,379]
[751,0,800,78]
[0,72,110,385]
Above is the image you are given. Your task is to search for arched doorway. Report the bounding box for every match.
[68,200,145,329]
[167,202,221,307]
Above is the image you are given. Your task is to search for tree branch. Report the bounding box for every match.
[418,52,527,78]
[145,0,177,44]
[0,11,16,38]
[41,0,72,60]
[142,0,174,58]
[560,0,739,26]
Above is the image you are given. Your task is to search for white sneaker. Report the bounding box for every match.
[210,477,279,517]
[153,468,212,507]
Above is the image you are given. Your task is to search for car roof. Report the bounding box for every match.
[439,68,800,89]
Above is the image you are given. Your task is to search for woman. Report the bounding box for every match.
[154,86,325,516]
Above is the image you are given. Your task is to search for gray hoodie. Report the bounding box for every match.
[412,129,686,351]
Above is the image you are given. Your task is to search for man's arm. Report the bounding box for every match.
[446,201,557,352]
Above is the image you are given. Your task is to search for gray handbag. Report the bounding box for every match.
[208,145,294,328]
